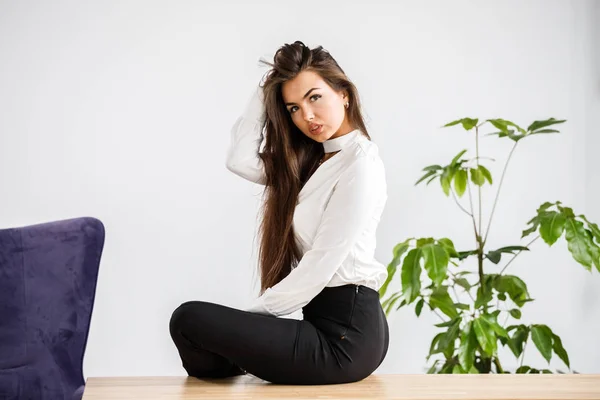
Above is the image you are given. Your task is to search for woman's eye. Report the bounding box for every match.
[289,95,320,114]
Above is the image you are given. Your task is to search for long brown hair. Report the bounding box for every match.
[255,41,371,294]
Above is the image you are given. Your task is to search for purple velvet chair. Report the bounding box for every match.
[0,217,105,400]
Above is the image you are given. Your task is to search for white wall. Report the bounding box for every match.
[586,5,600,233]
[1,0,598,377]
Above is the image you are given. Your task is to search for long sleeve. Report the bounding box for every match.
[245,153,386,317]
[225,85,267,185]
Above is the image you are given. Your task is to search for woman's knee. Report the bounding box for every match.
[169,301,207,338]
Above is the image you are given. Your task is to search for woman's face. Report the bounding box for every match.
[281,70,353,143]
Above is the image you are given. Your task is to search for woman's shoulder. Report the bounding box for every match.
[340,137,386,183]
[345,135,384,167]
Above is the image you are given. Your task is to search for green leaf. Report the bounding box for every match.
[493,275,530,307]
[428,332,446,358]
[537,202,555,213]
[527,118,566,132]
[454,169,468,197]
[457,250,478,260]
[459,321,477,371]
[507,132,526,142]
[552,333,570,368]
[422,164,443,172]
[486,245,530,265]
[451,149,468,165]
[478,165,493,185]
[509,309,522,319]
[461,118,478,130]
[438,317,461,352]
[422,244,449,286]
[401,248,423,303]
[473,316,497,356]
[580,215,600,243]
[430,286,459,319]
[440,358,456,372]
[522,215,541,238]
[427,360,441,374]
[487,119,509,131]
[443,118,478,131]
[508,325,529,358]
[438,238,459,257]
[475,275,494,309]
[454,277,471,291]
[557,204,575,218]
[394,298,408,312]
[416,169,437,185]
[440,167,452,196]
[564,218,594,270]
[435,319,457,328]
[516,365,531,374]
[417,237,435,247]
[452,364,464,374]
[426,175,438,185]
[379,240,411,298]
[443,119,462,127]
[382,292,403,315]
[496,245,530,252]
[589,241,600,273]
[470,167,485,186]
[531,324,553,363]
[455,271,473,277]
[415,298,425,316]
[486,250,502,264]
[481,313,509,338]
[539,211,567,245]
[487,118,526,134]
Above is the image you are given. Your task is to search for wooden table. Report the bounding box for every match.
[82,374,600,399]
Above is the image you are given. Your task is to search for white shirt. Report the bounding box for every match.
[226,85,388,317]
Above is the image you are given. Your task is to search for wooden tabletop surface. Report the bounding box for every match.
[82,374,600,400]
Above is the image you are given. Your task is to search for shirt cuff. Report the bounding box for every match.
[245,293,274,316]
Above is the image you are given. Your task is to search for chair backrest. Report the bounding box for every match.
[0,217,105,400]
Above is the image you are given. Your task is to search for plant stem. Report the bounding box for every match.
[451,187,473,217]
[449,271,476,303]
[494,357,505,373]
[502,298,514,325]
[431,307,445,322]
[451,285,461,304]
[499,235,540,275]
[483,142,519,246]
[474,126,486,312]
[466,179,480,251]
[475,126,483,237]
[520,340,528,368]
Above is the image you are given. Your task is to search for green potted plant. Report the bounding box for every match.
[379,117,599,374]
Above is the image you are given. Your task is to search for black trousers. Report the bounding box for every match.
[169,284,389,385]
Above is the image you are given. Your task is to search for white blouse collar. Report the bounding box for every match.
[323,128,361,153]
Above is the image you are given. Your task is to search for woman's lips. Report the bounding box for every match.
[310,124,323,135]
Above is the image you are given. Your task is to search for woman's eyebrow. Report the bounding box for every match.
[285,88,321,106]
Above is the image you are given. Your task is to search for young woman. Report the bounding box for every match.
[169,41,389,385]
